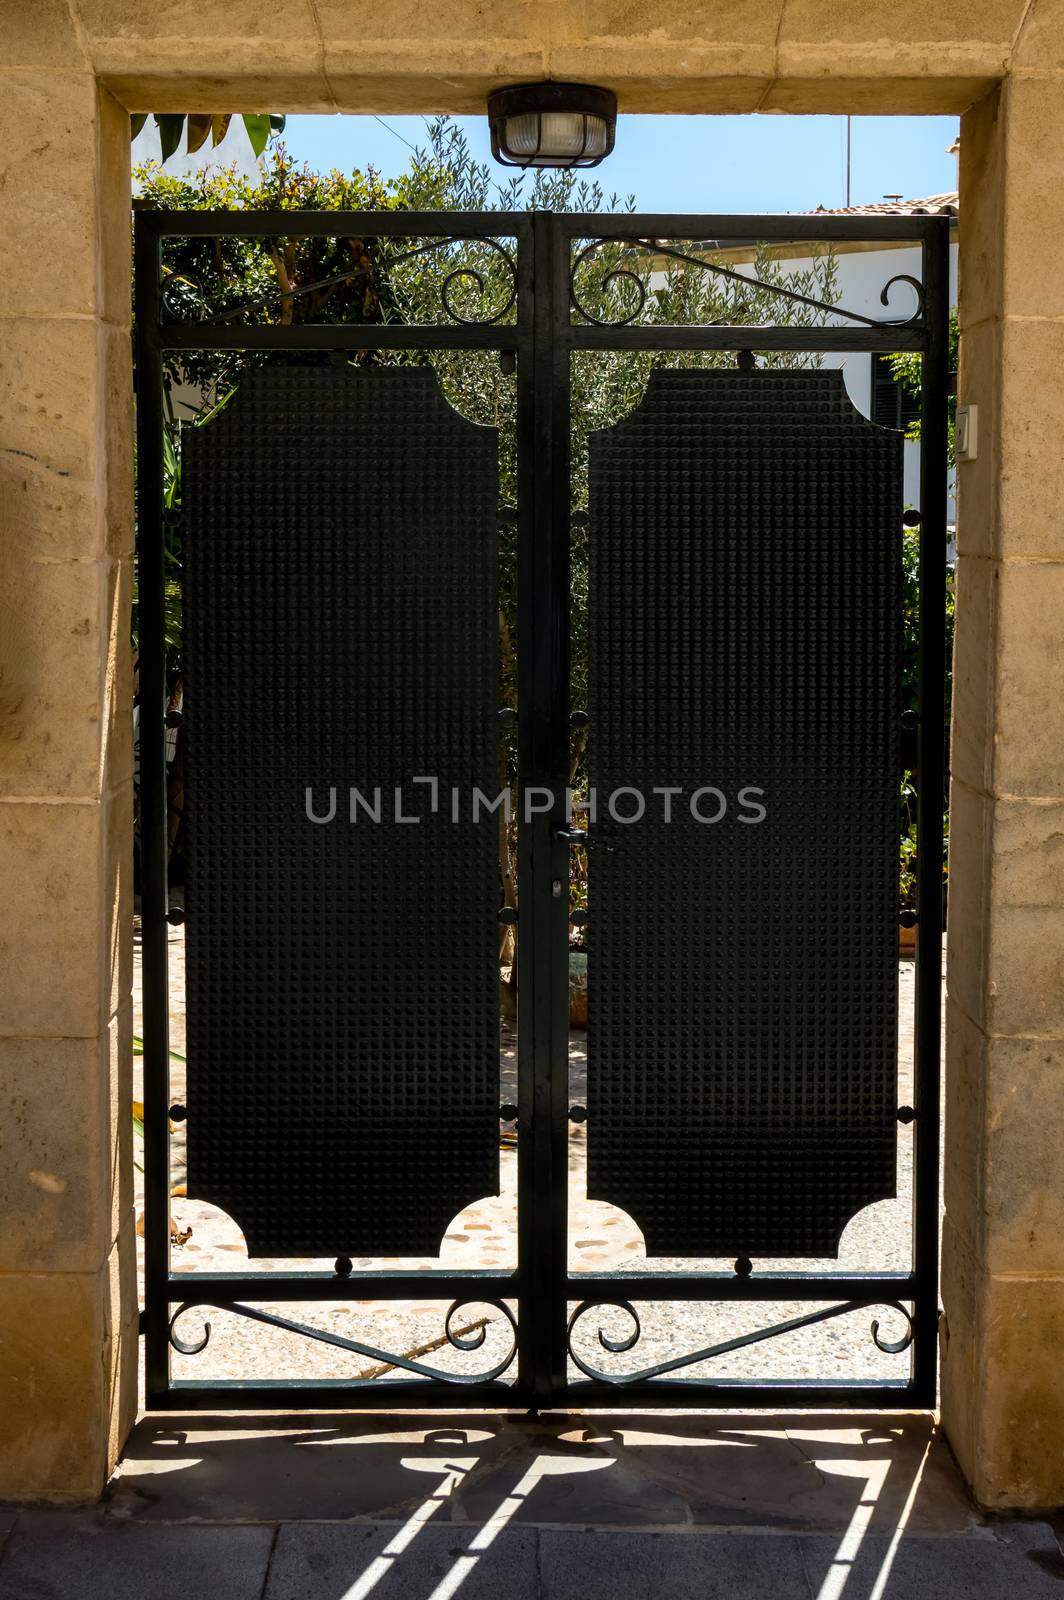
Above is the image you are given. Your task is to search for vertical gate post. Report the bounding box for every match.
[516,212,572,1402]
[943,75,1064,1509]
[912,218,950,1402]
[0,79,138,1499]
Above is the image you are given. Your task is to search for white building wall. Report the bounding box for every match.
[812,241,958,515]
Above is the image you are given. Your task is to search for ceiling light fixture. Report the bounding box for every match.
[487,82,617,169]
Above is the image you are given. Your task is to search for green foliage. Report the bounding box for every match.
[139,122,918,919]
[134,121,840,716]
[899,769,949,913]
[900,523,955,726]
[131,113,286,162]
[889,306,960,468]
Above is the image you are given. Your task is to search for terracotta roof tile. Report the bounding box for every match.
[805,193,958,217]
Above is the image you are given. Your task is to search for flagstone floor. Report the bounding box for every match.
[4,1408,1063,1600]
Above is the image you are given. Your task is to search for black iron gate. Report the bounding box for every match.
[135,207,948,1410]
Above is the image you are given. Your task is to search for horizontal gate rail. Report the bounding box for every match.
[566,1273,919,1302]
[156,323,519,351]
[570,324,928,352]
[168,1271,518,1303]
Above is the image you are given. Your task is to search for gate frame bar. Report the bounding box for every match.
[134,207,949,1411]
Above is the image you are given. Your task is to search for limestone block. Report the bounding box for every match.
[946,779,990,1031]
[982,1034,1064,1274]
[547,57,773,113]
[103,321,135,560]
[104,776,134,1029]
[1000,77,1064,323]
[322,61,547,119]
[759,76,998,117]
[943,996,988,1253]
[955,319,998,558]
[969,1274,1064,1508]
[993,559,1064,796]
[986,903,1064,1037]
[317,0,538,45]
[97,87,134,335]
[777,0,1025,57]
[991,796,1064,906]
[958,86,1003,333]
[104,70,333,113]
[945,999,1064,1272]
[997,319,1064,559]
[1011,0,1064,67]
[82,0,326,96]
[2,0,88,67]
[0,72,106,318]
[0,319,127,564]
[948,555,997,795]
[939,1214,981,1486]
[0,549,109,800]
[104,558,135,796]
[0,1230,136,1503]
[105,1216,139,1483]
[0,1006,131,1273]
[0,802,113,1037]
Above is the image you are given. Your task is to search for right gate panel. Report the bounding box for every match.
[586,367,903,1260]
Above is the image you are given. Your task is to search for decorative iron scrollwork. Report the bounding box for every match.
[569,237,925,330]
[162,236,518,328]
[169,1296,519,1383]
[566,1298,914,1384]
[438,239,518,326]
[569,241,648,327]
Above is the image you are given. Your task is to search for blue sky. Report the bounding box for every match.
[278,113,959,213]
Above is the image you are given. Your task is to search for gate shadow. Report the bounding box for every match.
[110,1409,974,1536]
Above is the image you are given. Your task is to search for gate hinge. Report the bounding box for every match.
[138,1308,148,1338]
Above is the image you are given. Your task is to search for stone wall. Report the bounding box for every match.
[1,0,1062,1506]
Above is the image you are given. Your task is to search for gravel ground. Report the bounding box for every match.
[134,931,937,1391]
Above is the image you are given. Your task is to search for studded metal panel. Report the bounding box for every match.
[586,368,902,1259]
[181,367,500,1258]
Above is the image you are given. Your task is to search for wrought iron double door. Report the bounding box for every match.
[136,207,948,1409]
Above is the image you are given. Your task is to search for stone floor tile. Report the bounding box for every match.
[800,1523,1064,1599]
[539,1529,809,1600]
[0,1518,275,1600]
[264,1522,539,1600]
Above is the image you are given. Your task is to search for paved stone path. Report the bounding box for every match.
[3,1412,1063,1600]
[133,930,929,1388]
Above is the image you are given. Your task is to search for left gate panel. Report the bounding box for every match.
[181,365,500,1259]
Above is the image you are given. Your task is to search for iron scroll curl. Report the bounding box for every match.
[161,234,518,328]
[569,236,925,330]
[168,1297,519,1383]
[566,1298,915,1384]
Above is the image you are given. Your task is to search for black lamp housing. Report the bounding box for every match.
[487,82,617,170]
